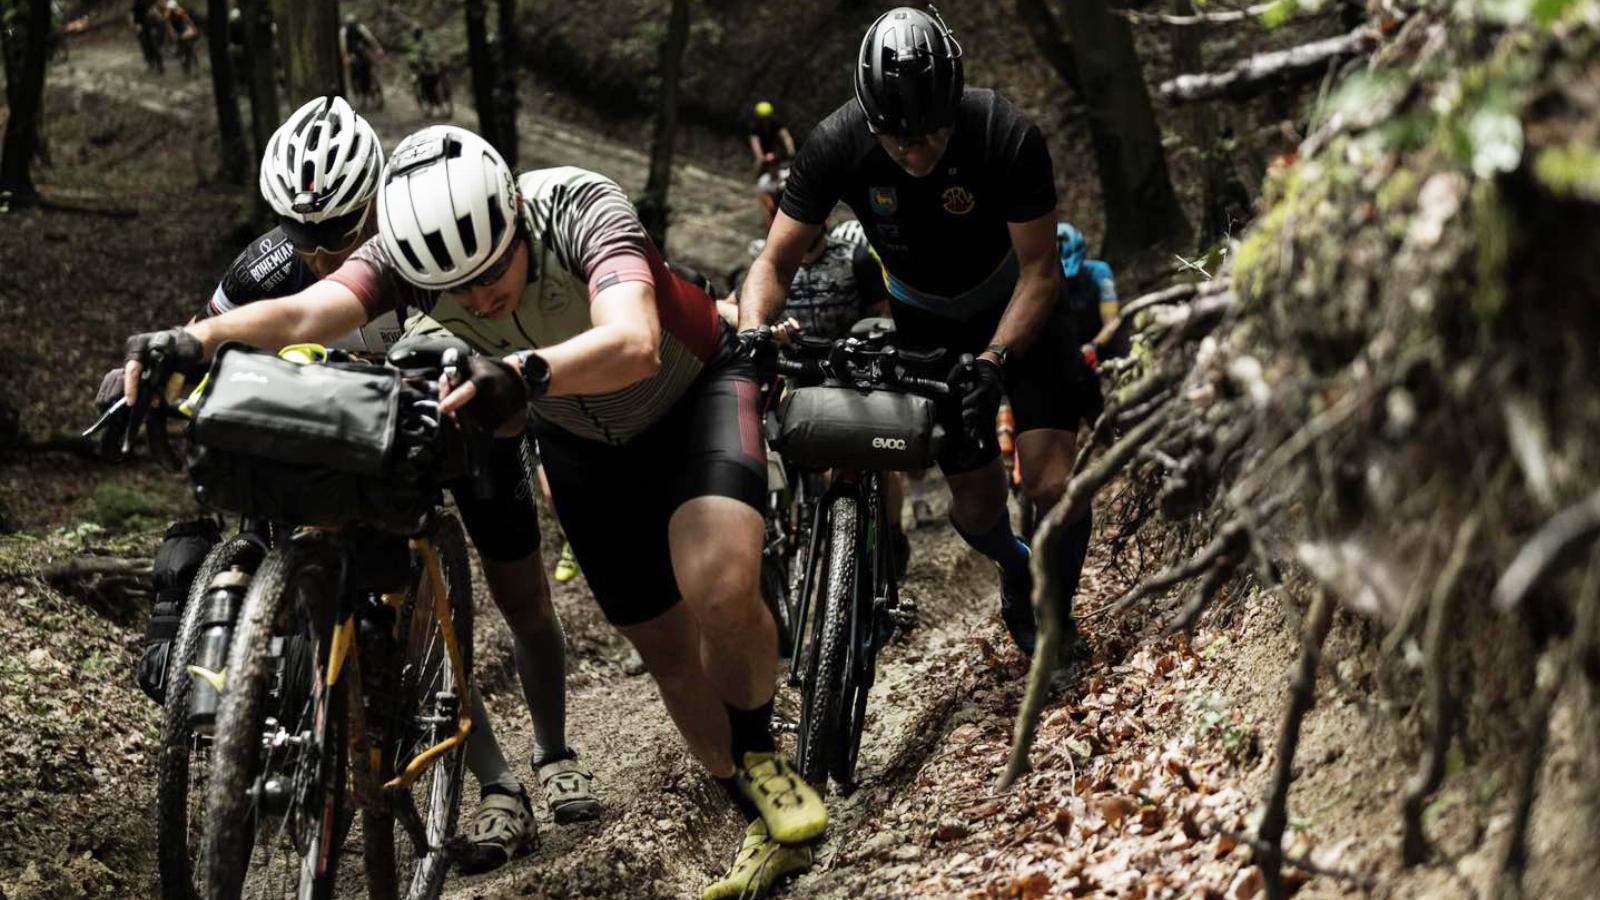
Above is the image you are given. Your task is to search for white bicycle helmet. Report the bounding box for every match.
[260,97,383,230]
[830,219,867,247]
[377,125,519,290]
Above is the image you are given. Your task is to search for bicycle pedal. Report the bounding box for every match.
[888,599,920,630]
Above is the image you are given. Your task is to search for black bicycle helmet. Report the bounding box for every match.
[854,5,964,137]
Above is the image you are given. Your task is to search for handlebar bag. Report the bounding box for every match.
[184,346,442,533]
[776,384,942,472]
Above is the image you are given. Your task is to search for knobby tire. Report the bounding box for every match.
[156,536,266,900]
[203,539,348,900]
[797,494,858,788]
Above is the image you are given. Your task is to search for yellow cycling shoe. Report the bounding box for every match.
[702,818,813,900]
[553,542,580,584]
[732,751,828,845]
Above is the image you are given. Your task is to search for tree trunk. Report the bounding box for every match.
[494,0,520,167]
[206,0,247,184]
[0,0,52,200]
[239,0,279,218]
[277,0,342,106]
[1015,0,1084,102]
[638,0,691,251]
[1055,0,1190,259]
[465,1,494,140]
[1169,0,1248,247]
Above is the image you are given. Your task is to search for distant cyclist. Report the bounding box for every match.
[747,100,795,170]
[131,0,164,72]
[121,124,828,899]
[162,0,198,73]
[1056,222,1128,370]
[740,6,1098,674]
[106,99,601,874]
[341,13,384,104]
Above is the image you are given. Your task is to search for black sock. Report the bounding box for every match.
[717,776,760,822]
[726,698,776,761]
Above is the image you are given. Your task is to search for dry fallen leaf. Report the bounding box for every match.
[1098,795,1138,828]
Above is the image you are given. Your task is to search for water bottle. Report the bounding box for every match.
[187,568,250,732]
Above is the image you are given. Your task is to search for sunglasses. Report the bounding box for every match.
[452,237,520,291]
[280,204,371,256]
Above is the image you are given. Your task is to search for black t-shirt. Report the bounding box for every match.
[781,88,1056,318]
[749,117,789,158]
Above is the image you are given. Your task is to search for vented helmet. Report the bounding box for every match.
[854,5,963,137]
[260,96,384,248]
[830,219,867,247]
[377,125,519,290]
[1057,222,1086,278]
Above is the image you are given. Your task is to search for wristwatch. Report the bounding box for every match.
[982,343,1012,368]
[514,349,552,401]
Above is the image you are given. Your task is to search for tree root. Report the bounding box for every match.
[1491,488,1600,613]
[1500,550,1600,890]
[1401,514,1481,866]
[1092,517,1251,621]
[1258,587,1335,900]
[1211,827,1376,890]
[998,407,1174,790]
[1160,25,1381,104]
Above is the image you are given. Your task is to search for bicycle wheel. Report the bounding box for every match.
[761,525,794,657]
[204,538,349,900]
[362,514,474,900]
[156,535,266,900]
[796,493,858,788]
[834,486,887,791]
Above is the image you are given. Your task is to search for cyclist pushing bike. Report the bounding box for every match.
[105,99,598,884]
[122,124,827,899]
[739,5,1101,677]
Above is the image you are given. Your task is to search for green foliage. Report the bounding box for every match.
[1260,0,1322,30]
[1532,142,1600,201]
[86,483,172,529]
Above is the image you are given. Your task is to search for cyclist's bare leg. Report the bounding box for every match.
[945,457,1010,535]
[1015,429,1076,518]
[479,551,571,763]
[668,496,775,713]
[618,604,736,777]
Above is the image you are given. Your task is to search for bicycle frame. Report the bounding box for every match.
[299,528,473,799]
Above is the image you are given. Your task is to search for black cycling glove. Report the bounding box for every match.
[948,355,1005,434]
[446,350,528,434]
[124,329,207,402]
[736,326,779,368]
[95,367,126,412]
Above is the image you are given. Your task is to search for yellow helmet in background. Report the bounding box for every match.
[754,101,775,119]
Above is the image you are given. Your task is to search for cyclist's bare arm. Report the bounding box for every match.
[517,278,662,397]
[748,136,765,166]
[124,281,369,400]
[780,128,796,159]
[738,210,820,331]
[984,212,1061,357]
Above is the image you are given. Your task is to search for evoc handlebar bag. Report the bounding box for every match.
[185,346,443,533]
[776,384,942,472]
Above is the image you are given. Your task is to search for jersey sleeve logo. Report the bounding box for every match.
[869,187,898,216]
[941,186,976,215]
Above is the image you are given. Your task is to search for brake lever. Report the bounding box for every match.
[82,397,128,440]
[121,368,158,457]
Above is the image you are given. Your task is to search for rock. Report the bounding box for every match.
[1227,865,1263,899]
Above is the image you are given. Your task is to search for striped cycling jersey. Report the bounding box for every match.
[329,166,722,445]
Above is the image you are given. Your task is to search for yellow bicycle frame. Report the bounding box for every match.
[318,532,475,794]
